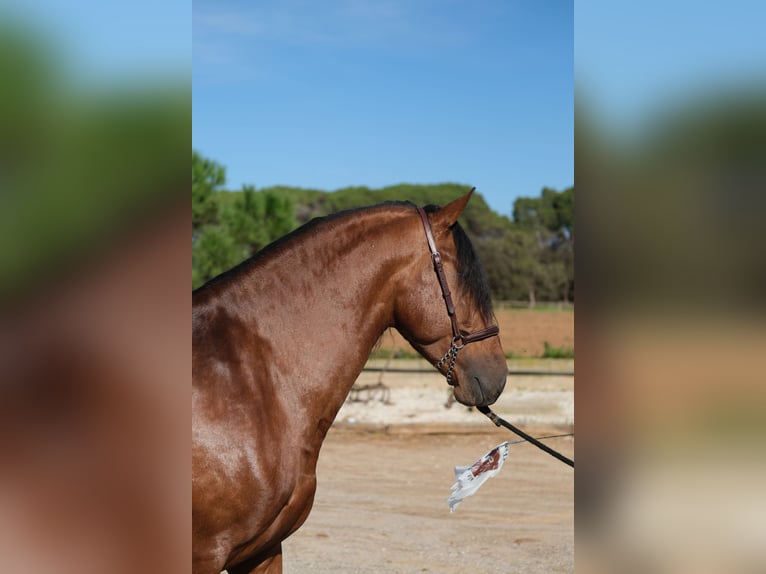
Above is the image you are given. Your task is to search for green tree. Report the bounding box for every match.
[513,186,573,240]
[190,153,575,303]
[221,185,296,261]
[477,229,545,305]
[192,150,298,288]
[262,190,296,240]
[192,150,225,234]
[191,226,238,288]
[510,186,574,303]
[222,185,269,258]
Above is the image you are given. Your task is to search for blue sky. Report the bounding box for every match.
[193,0,574,217]
[576,1,766,131]
[3,0,190,83]
[5,0,763,218]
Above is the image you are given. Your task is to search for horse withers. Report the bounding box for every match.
[192,191,507,573]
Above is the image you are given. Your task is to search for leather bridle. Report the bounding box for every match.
[418,205,575,469]
[416,206,499,385]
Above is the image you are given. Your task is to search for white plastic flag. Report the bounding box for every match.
[448,441,510,512]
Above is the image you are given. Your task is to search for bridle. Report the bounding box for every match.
[417,205,575,468]
[416,206,499,386]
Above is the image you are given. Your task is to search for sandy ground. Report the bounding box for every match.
[336,358,574,430]
[281,360,574,573]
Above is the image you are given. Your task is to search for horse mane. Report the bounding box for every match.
[423,204,495,325]
[195,200,495,325]
[193,201,415,294]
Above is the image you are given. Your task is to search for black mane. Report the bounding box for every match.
[423,204,495,324]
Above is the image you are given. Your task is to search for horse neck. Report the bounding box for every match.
[208,206,420,435]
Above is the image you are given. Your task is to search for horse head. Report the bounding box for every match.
[394,191,507,407]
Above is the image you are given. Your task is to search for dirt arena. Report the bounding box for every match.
[283,430,573,574]
[494,307,574,358]
[223,310,574,573]
[281,363,574,573]
[377,307,574,358]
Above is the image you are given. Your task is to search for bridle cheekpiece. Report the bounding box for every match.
[416,205,499,386]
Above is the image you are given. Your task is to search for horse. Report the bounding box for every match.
[192,191,507,574]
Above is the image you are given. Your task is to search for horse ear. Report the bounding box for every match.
[432,188,474,232]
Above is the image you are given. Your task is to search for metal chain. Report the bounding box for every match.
[435,336,464,386]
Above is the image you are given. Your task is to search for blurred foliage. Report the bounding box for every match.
[0,9,189,573]
[577,79,766,574]
[578,86,766,312]
[191,151,575,302]
[0,21,188,303]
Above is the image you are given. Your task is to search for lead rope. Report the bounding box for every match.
[414,203,572,467]
[477,405,574,468]
[438,346,575,467]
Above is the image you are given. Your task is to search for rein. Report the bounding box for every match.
[417,203,574,469]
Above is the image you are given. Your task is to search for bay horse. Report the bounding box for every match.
[192,191,507,573]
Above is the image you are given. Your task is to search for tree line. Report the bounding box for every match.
[192,150,573,304]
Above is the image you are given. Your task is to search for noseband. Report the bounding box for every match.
[417,206,499,386]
